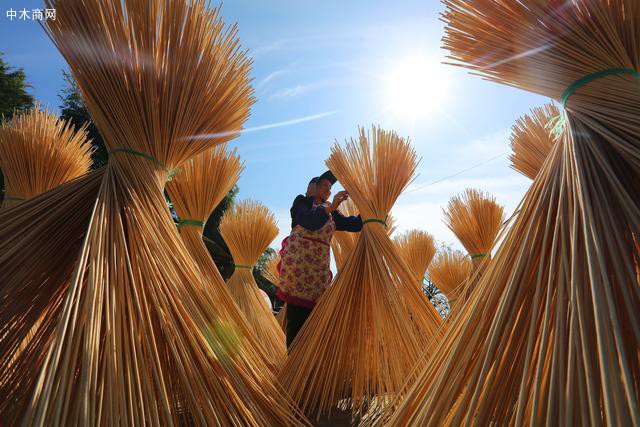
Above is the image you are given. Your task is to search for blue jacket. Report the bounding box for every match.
[290,195,362,232]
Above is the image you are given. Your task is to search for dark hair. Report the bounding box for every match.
[308,177,320,185]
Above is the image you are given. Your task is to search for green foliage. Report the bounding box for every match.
[0,53,34,120]
[58,71,108,168]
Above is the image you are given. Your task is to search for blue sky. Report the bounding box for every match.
[0,0,549,252]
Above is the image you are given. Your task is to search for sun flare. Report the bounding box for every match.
[384,56,449,118]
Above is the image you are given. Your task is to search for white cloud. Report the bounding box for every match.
[268,80,336,100]
[257,68,290,88]
[251,39,293,57]
[269,84,309,99]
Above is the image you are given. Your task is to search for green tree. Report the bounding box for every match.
[0,53,34,120]
[58,71,108,168]
[0,53,35,206]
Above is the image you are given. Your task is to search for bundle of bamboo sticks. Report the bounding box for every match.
[443,189,504,270]
[280,126,443,420]
[427,249,472,307]
[0,0,308,424]
[165,146,291,370]
[382,0,640,424]
[509,103,559,180]
[0,106,92,207]
[332,199,397,271]
[442,188,505,304]
[219,199,287,366]
[393,229,437,286]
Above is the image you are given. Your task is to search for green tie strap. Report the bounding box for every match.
[561,67,639,107]
[108,148,180,181]
[234,264,254,269]
[363,217,387,227]
[549,67,639,136]
[470,253,487,259]
[177,218,205,229]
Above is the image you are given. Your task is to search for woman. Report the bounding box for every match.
[277,170,362,347]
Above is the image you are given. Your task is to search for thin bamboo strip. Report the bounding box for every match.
[0,0,308,424]
[381,1,640,425]
[393,229,437,285]
[428,250,472,308]
[280,126,443,421]
[0,106,92,207]
[219,200,287,367]
[509,104,559,180]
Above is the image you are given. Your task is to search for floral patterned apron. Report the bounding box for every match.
[276,214,336,309]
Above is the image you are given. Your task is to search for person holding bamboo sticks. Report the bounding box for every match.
[277,170,362,347]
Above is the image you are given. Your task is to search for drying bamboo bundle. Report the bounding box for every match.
[382,1,640,425]
[0,0,308,424]
[219,200,287,365]
[393,229,437,285]
[509,103,559,180]
[280,126,443,420]
[0,106,92,207]
[427,250,472,307]
[0,106,93,381]
[443,188,505,270]
[165,146,286,369]
[331,199,397,270]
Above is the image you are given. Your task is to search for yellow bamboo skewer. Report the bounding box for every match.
[280,126,443,420]
[393,229,437,286]
[0,106,92,207]
[509,104,559,180]
[0,0,308,424]
[219,200,287,367]
[382,1,640,425]
[428,250,472,307]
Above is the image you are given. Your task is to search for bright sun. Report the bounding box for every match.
[384,56,449,119]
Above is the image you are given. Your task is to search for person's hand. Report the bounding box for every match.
[328,191,349,212]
